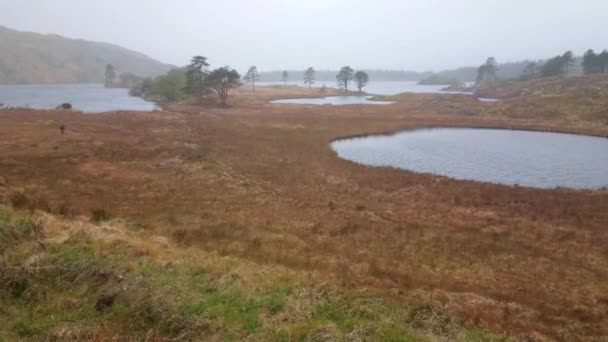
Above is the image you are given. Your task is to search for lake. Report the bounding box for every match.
[271,96,394,106]
[331,128,608,189]
[258,81,472,96]
[0,84,158,113]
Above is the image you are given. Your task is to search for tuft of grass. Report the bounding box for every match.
[90,208,111,223]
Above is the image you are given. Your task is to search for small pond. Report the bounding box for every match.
[272,96,394,106]
[331,128,608,189]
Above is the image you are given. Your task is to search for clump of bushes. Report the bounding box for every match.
[56,103,72,110]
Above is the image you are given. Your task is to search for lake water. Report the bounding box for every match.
[332,128,608,189]
[258,81,472,96]
[271,96,395,106]
[0,84,158,113]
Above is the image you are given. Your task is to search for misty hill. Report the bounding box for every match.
[0,26,172,84]
[422,58,585,85]
[475,72,608,99]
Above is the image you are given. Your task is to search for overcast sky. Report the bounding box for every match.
[1,0,607,72]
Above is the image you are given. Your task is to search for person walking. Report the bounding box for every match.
[59,124,66,135]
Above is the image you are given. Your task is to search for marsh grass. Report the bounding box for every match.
[0,205,506,341]
[1,76,607,339]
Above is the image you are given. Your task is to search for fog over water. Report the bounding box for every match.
[1,1,607,73]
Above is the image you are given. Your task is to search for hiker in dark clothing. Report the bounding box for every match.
[59,124,66,135]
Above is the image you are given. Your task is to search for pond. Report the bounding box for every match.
[0,84,159,113]
[259,81,472,96]
[331,128,608,189]
[271,96,395,106]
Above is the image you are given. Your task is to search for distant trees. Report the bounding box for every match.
[519,62,538,80]
[602,51,608,73]
[540,51,574,77]
[128,55,243,106]
[476,57,498,86]
[129,77,153,97]
[561,51,575,75]
[336,66,354,91]
[281,71,289,86]
[104,64,116,87]
[304,67,316,88]
[243,66,260,91]
[583,49,608,75]
[118,72,140,88]
[185,56,210,103]
[206,67,242,106]
[353,71,369,93]
[152,69,187,102]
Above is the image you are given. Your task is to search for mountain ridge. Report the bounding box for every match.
[0,26,173,84]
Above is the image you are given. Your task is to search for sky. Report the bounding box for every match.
[1,0,607,73]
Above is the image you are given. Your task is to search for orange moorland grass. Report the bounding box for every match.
[1,83,608,340]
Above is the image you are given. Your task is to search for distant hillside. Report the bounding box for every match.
[422,58,584,85]
[475,72,608,99]
[0,26,173,84]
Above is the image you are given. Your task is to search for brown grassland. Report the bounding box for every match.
[1,77,608,340]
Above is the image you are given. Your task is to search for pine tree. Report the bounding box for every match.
[303,67,315,88]
[104,64,116,88]
[336,66,354,91]
[476,57,498,86]
[353,71,369,93]
[185,56,210,104]
[243,66,260,91]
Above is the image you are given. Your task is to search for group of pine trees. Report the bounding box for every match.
[130,56,241,106]
[582,49,608,75]
[520,49,608,81]
[477,49,608,85]
[241,65,369,93]
[183,56,241,106]
[336,66,369,92]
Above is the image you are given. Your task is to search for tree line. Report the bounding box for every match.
[129,59,373,105]
[129,56,241,106]
[582,49,608,75]
[520,49,608,80]
[241,65,370,93]
[475,48,608,86]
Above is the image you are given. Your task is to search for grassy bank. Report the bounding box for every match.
[0,204,504,341]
